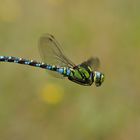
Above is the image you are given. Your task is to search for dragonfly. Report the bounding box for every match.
[0,34,104,86]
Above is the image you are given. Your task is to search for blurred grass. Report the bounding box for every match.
[0,0,140,140]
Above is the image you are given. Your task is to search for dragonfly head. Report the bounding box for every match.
[94,71,104,87]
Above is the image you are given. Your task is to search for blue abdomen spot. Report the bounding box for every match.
[36,63,41,67]
[66,69,71,76]
[57,68,64,74]
[47,65,52,70]
[0,56,4,59]
[25,61,30,65]
[14,57,20,63]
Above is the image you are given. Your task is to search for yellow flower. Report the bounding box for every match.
[40,83,64,104]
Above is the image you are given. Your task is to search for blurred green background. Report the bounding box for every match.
[0,0,140,140]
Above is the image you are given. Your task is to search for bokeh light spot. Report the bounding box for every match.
[40,83,64,104]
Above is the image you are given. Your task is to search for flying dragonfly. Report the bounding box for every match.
[0,34,104,86]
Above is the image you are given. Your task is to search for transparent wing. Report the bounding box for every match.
[39,33,75,67]
[38,33,76,78]
[82,57,100,70]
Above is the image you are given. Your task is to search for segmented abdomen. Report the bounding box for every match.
[0,56,72,76]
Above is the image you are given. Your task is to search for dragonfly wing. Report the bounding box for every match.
[38,33,76,78]
[82,57,100,71]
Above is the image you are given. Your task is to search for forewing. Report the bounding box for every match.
[38,33,75,67]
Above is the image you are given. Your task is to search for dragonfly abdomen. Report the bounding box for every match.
[56,67,72,76]
[0,56,72,76]
[0,56,50,69]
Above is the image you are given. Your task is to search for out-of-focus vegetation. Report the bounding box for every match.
[0,0,140,140]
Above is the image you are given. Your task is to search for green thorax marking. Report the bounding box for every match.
[71,65,91,80]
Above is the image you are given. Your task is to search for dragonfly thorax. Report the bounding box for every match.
[68,65,94,86]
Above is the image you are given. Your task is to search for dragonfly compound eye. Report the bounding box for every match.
[94,72,104,87]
